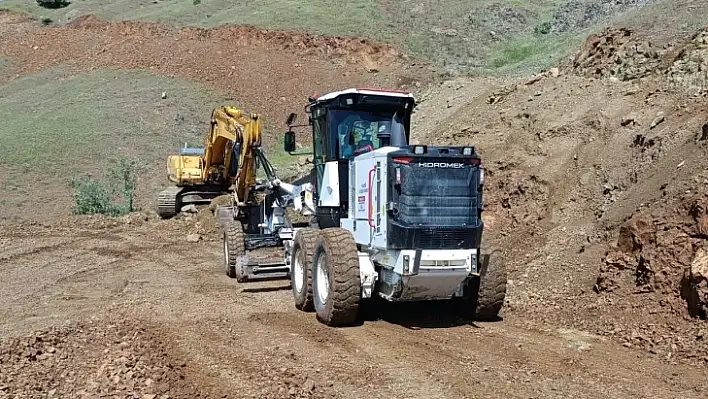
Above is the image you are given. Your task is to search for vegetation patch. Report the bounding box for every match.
[68,158,141,217]
[485,33,581,74]
[36,0,70,10]
[0,67,251,215]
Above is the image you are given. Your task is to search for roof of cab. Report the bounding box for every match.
[311,88,416,103]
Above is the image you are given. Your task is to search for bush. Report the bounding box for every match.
[68,158,142,217]
[69,176,123,217]
[534,21,552,35]
[36,0,71,9]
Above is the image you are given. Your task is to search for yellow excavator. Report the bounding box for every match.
[156,106,266,219]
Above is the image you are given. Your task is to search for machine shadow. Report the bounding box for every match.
[240,282,292,293]
[357,298,503,329]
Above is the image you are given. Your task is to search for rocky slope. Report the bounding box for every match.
[414,23,708,365]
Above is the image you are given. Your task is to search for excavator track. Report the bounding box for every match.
[157,186,184,219]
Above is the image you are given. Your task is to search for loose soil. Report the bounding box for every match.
[1,213,706,398]
[1,7,708,399]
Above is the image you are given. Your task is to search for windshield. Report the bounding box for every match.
[329,109,407,159]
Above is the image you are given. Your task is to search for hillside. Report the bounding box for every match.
[413,16,708,363]
[1,0,708,397]
[3,0,706,74]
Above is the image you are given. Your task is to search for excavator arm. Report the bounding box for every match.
[204,106,262,204]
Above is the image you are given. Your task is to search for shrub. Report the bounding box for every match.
[69,176,123,216]
[68,158,142,217]
[534,21,552,35]
[36,0,71,9]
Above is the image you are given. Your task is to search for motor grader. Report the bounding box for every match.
[217,88,507,327]
[156,106,264,219]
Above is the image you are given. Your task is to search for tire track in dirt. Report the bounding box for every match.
[346,320,707,399]
[2,221,707,398]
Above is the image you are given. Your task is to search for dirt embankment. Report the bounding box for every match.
[414,23,708,365]
[0,11,430,138]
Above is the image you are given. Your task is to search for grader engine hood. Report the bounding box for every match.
[346,145,484,252]
[386,146,484,249]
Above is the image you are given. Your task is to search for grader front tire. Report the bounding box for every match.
[311,228,361,327]
[223,222,247,282]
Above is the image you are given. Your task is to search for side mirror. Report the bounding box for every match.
[286,112,298,127]
[284,131,296,153]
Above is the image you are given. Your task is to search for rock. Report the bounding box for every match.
[161,91,167,99]
[549,67,560,77]
[683,248,708,318]
[525,75,543,86]
[186,234,201,243]
[650,112,665,129]
[698,215,708,237]
[303,378,316,393]
[621,116,636,126]
[180,204,198,214]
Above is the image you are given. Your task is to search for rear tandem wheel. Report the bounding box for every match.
[456,250,507,322]
[290,228,322,312]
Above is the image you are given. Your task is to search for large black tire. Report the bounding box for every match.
[474,252,507,320]
[311,228,361,327]
[223,221,247,282]
[457,251,507,321]
[291,228,321,312]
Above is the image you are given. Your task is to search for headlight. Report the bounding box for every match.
[462,147,473,155]
[479,167,485,185]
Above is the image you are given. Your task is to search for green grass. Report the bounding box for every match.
[485,33,582,76]
[0,65,305,184]
[0,66,304,216]
[0,67,234,173]
[1,0,389,38]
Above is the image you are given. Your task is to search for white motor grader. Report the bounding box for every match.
[218,88,507,327]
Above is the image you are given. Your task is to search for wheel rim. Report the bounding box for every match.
[316,252,330,305]
[293,247,304,294]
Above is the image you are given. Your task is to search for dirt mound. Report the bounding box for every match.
[66,15,403,64]
[667,27,708,95]
[597,190,708,319]
[569,26,663,81]
[570,24,708,91]
[412,17,708,364]
[0,315,212,398]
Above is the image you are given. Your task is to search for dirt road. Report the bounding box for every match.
[1,215,705,399]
